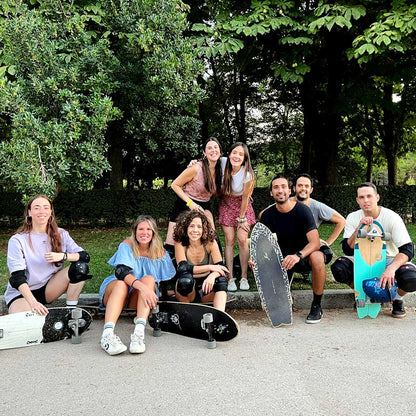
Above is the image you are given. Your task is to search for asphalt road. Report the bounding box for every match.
[3,307,416,416]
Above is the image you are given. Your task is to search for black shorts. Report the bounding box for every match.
[7,284,48,308]
[169,197,213,222]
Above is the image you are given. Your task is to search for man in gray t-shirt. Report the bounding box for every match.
[293,174,345,247]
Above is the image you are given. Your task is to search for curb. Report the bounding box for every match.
[3,290,416,315]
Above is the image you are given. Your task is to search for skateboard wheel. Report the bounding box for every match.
[71,335,82,344]
[152,306,159,314]
[153,328,162,337]
[356,299,366,308]
[383,232,392,241]
[357,229,367,238]
[203,313,213,324]
[207,340,216,349]
[71,308,82,319]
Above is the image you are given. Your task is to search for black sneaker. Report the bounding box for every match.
[306,304,322,324]
[392,299,406,318]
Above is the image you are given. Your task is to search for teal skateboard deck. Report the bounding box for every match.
[251,222,292,327]
[354,221,388,318]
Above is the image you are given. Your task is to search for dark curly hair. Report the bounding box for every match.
[173,210,217,247]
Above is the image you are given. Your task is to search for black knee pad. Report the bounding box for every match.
[213,275,228,293]
[395,263,416,292]
[68,261,92,284]
[320,244,333,264]
[176,273,195,296]
[330,257,353,285]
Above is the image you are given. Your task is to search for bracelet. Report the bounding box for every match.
[62,252,68,262]
[186,200,193,207]
[237,217,247,223]
[131,278,139,289]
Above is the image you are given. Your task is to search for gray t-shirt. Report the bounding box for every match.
[308,198,335,227]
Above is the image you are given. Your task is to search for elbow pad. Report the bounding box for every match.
[115,264,133,281]
[399,243,414,261]
[341,238,354,256]
[77,251,90,263]
[9,270,27,290]
[177,261,194,276]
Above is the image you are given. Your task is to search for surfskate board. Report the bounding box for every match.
[0,307,92,350]
[250,222,292,327]
[354,220,389,318]
[148,301,239,348]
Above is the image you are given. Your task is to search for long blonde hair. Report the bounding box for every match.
[127,215,165,259]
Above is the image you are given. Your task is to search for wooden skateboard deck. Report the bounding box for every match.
[250,222,292,327]
[148,301,239,345]
[354,221,387,319]
[0,307,92,350]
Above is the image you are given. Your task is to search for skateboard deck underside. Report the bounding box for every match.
[0,307,92,350]
[148,301,239,342]
[251,223,292,327]
[354,222,386,319]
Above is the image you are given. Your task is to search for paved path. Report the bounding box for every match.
[3,307,416,415]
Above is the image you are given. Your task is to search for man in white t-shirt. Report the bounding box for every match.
[331,182,416,318]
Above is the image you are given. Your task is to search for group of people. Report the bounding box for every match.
[4,140,416,357]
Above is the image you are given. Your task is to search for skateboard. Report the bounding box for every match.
[250,222,292,327]
[0,307,92,350]
[148,301,239,348]
[78,295,236,318]
[354,220,390,318]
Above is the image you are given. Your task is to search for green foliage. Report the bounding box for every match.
[0,1,120,198]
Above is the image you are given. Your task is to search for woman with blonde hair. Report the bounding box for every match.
[99,215,175,355]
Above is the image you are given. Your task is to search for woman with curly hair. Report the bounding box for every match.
[173,210,228,311]
[99,215,175,355]
[5,195,91,315]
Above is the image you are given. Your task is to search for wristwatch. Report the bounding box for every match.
[295,251,303,260]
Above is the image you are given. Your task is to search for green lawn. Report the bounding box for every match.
[1,224,415,294]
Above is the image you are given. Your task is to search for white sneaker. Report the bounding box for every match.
[101,332,127,356]
[130,332,146,354]
[228,278,237,292]
[239,278,250,290]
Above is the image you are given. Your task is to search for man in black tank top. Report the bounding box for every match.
[259,175,326,324]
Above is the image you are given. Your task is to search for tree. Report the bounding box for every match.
[0,0,120,198]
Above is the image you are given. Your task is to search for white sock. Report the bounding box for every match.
[393,294,403,301]
[134,318,146,336]
[66,300,78,306]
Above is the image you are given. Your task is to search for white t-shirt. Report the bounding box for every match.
[220,157,252,196]
[344,207,412,259]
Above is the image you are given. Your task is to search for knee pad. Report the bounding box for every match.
[320,244,333,264]
[395,263,416,292]
[176,273,195,296]
[213,275,228,293]
[330,257,353,285]
[68,261,92,284]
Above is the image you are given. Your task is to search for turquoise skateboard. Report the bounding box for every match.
[354,220,389,318]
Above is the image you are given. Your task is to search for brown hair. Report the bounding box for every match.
[201,137,223,197]
[173,210,216,247]
[222,142,254,196]
[16,195,62,257]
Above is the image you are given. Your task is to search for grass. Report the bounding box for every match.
[1,224,415,294]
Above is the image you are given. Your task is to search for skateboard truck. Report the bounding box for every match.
[68,308,86,344]
[201,313,216,349]
[357,225,391,242]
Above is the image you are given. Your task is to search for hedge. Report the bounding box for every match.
[0,185,414,228]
